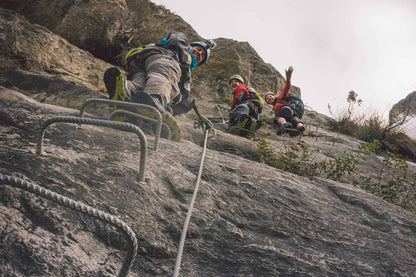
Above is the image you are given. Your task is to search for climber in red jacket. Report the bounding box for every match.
[264,66,305,135]
[229,74,263,137]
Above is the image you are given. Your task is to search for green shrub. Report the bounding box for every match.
[256,135,358,181]
[328,90,362,136]
[256,137,415,212]
[356,115,385,142]
[358,143,416,211]
[322,151,359,182]
[330,92,416,161]
[328,117,358,136]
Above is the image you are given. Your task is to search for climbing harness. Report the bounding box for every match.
[0,175,138,277]
[125,44,155,69]
[274,93,304,118]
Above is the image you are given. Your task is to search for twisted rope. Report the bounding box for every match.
[0,175,138,277]
[36,116,147,182]
[173,129,209,277]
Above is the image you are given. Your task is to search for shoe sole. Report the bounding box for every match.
[110,113,129,122]
[134,107,181,142]
[280,128,301,137]
[229,118,249,136]
[245,120,265,139]
[103,67,127,101]
[132,92,181,141]
[104,67,129,121]
[297,126,305,133]
[276,122,294,135]
[277,128,288,135]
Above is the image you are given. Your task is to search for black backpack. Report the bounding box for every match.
[276,92,304,118]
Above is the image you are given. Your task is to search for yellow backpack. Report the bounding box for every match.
[248,88,264,114]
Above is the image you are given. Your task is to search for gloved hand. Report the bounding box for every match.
[172,97,195,116]
[199,115,213,130]
[285,66,294,78]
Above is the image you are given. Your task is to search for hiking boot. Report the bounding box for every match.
[288,129,300,137]
[132,91,181,142]
[172,98,196,116]
[245,120,264,139]
[296,124,305,133]
[230,115,251,136]
[229,118,247,136]
[237,115,252,128]
[249,120,264,133]
[284,124,305,137]
[103,67,132,122]
[276,122,292,135]
[103,67,131,101]
[132,91,166,113]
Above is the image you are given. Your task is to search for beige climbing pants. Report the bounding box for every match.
[127,47,181,106]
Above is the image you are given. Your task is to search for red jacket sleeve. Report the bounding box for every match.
[230,84,247,113]
[277,75,291,100]
[273,75,292,112]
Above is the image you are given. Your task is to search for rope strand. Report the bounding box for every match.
[173,129,209,277]
[0,175,138,277]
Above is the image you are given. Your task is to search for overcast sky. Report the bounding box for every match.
[151,0,416,118]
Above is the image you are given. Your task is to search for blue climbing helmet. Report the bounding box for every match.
[190,39,216,66]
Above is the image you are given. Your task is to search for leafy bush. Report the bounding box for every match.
[256,137,415,212]
[328,90,362,136]
[256,135,358,181]
[329,92,416,161]
[358,141,416,211]
[355,115,386,142]
[321,151,359,182]
[328,117,358,136]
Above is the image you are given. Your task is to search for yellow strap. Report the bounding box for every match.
[125,47,145,68]
[124,44,155,68]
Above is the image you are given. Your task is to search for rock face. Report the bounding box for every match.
[2,87,416,277]
[390,91,416,139]
[0,3,416,277]
[0,7,110,110]
[390,91,416,119]
[0,0,300,104]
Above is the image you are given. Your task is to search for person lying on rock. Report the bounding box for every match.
[228,74,264,138]
[264,66,305,136]
[103,32,215,140]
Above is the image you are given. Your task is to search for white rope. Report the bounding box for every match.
[173,129,209,277]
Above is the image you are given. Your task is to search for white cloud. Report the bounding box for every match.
[151,0,416,119]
